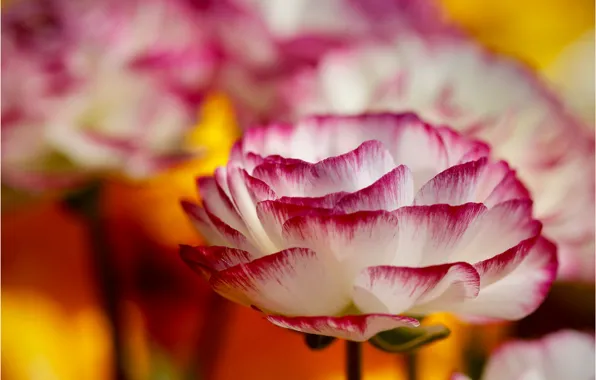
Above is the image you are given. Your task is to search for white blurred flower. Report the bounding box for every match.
[455,330,595,380]
[282,34,595,281]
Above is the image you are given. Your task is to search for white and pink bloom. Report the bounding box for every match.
[1,0,218,192]
[455,330,595,380]
[181,113,557,341]
[201,0,453,125]
[282,34,595,281]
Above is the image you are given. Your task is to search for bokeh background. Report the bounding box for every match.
[2,0,594,379]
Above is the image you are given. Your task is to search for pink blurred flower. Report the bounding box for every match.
[455,330,595,380]
[1,0,218,192]
[282,34,595,282]
[200,0,453,125]
[180,113,557,340]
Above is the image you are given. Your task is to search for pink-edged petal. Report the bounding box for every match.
[204,207,260,253]
[227,166,278,254]
[483,164,531,207]
[180,200,226,246]
[197,176,247,234]
[335,165,415,212]
[251,140,395,197]
[436,127,490,165]
[354,263,480,315]
[277,191,348,209]
[387,116,449,179]
[455,237,558,321]
[483,331,595,380]
[256,200,334,249]
[414,158,489,205]
[393,204,487,267]
[210,248,351,316]
[281,211,402,274]
[266,314,419,342]
[179,245,253,279]
[452,199,542,263]
[240,123,296,160]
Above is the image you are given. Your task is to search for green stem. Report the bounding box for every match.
[346,341,362,380]
[64,183,126,380]
[406,352,417,380]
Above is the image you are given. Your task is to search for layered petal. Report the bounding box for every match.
[455,237,558,321]
[211,248,351,315]
[353,263,480,315]
[266,314,419,342]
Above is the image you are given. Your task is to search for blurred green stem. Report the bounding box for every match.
[346,341,361,380]
[406,352,417,380]
[64,182,126,380]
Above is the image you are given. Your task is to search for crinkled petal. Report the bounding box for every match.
[266,313,419,342]
[252,140,395,197]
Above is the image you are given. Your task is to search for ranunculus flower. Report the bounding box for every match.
[201,0,453,125]
[455,330,595,380]
[180,113,557,341]
[282,34,595,281]
[1,0,217,192]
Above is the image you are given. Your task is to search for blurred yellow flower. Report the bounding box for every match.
[1,202,111,380]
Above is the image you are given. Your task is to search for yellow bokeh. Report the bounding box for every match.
[2,293,111,380]
[104,92,240,247]
[441,0,595,69]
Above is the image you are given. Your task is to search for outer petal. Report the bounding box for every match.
[180,200,226,246]
[251,139,395,197]
[454,237,557,321]
[353,263,480,315]
[266,314,419,342]
[452,199,542,263]
[179,245,253,279]
[210,247,351,316]
[197,177,247,234]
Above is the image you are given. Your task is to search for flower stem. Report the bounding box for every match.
[406,352,417,380]
[188,294,231,379]
[346,340,362,380]
[64,183,126,380]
